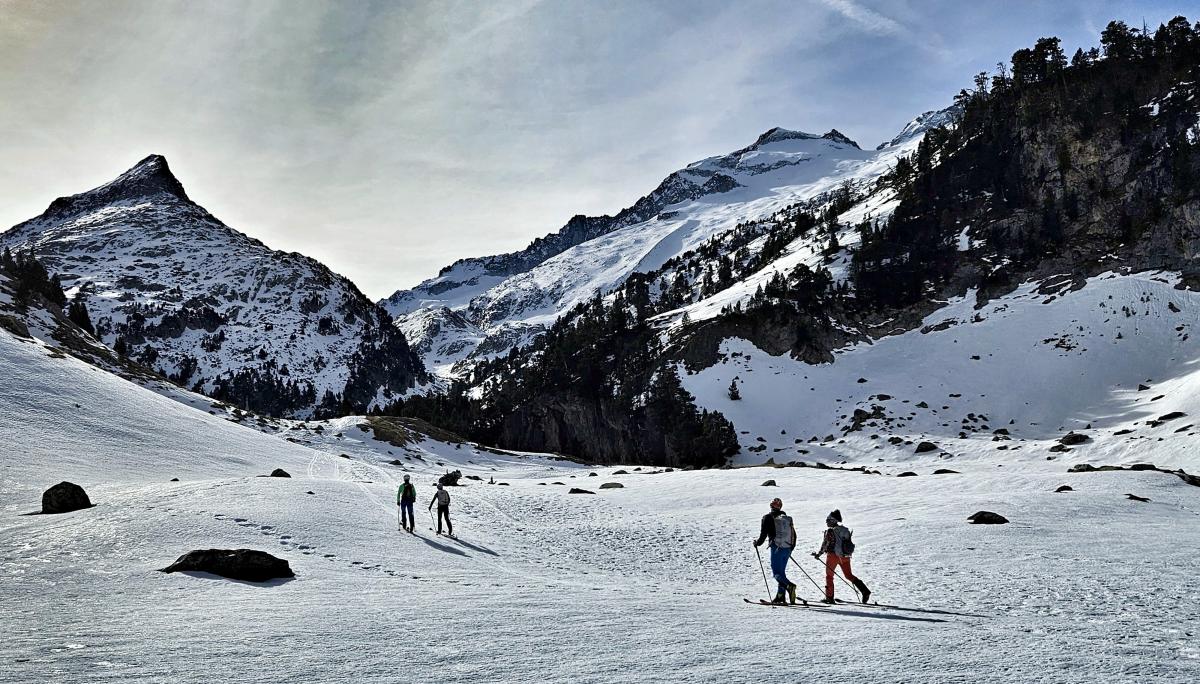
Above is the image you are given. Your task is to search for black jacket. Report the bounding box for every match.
[755,510,784,547]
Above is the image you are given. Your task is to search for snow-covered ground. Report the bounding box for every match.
[682,271,1200,474]
[3,297,1199,682]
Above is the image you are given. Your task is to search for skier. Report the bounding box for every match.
[753,497,797,604]
[396,474,416,533]
[814,509,870,604]
[429,482,453,536]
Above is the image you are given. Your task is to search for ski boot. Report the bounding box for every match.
[787,582,798,605]
[771,590,788,605]
[820,596,835,604]
[852,578,871,604]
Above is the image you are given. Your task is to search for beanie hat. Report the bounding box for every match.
[770,498,783,510]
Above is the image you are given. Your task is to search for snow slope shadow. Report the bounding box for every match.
[417,535,469,556]
[447,537,500,557]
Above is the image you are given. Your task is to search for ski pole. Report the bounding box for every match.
[810,554,862,600]
[753,545,772,600]
[789,555,825,596]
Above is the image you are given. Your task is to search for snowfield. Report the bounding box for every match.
[683,271,1200,473]
[3,296,1199,683]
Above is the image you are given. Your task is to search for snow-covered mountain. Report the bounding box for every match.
[383,117,953,377]
[0,155,427,417]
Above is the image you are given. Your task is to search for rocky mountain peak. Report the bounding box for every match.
[35,154,190,223]
[821,129,861,149]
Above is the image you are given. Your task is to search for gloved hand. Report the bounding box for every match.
[811,552,821,559]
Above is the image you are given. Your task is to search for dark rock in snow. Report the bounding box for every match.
[1059,432,1090,445]
[170,478,180,482]
[915,441,938,453]
[588,472,598,477]
[968,511,1009,525]
[933,469,960,475]
[438,470,462,486]
[269,469,291,478]
[897,471,918,477]
[599,482,624,489]
[1055,485,1073,493]
[1048,444,1069,453]
[761,479,777,487]
[41,481,92,514]
[1126,493,1150,502]
[160,549,294,582]
[1138,384,1150,391]
[568,488,594,494]
[613,470,628,475]
[1157,411,1186,422]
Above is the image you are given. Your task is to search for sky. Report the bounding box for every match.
[0,0,1195,299]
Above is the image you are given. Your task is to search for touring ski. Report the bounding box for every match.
[743,598,828,610]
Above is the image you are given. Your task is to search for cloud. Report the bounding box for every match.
[815,0,910,36]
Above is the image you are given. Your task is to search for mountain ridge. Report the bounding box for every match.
[1,156,428,418]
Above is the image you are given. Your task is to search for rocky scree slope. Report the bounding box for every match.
[0,156,427,418]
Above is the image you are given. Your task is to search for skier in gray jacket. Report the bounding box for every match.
[429,483,453,536]
[753,497,797,604]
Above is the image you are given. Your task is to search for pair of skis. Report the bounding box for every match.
[743,597,977,618]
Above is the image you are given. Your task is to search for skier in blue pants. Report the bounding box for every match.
[753,497,797,604]
[397,475,416,533]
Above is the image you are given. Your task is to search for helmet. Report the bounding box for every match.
[770,498,783,510]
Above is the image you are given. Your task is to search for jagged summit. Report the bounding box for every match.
[35,154,190,223]
[741,127,861,153]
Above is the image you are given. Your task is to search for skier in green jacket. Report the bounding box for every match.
[397,475,416,533]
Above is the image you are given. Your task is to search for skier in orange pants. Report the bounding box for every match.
[814,509,871,604]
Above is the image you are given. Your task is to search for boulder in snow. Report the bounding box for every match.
[897,471,918,477]
[761,479,777,487]
[1055,485,1073,492]
[269,469,291,478]
[160,549,294,582]
[41,481,92,514]
[568,488,594,494]
[1126,493,1150,502]
[599,482,624,489]
[438,470,462,486]
[932,469,959,475]
[915,441,938,453]
[1059,432,1090,446]
[967,511,1009,525]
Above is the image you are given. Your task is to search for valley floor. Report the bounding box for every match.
[3,456,1198,683]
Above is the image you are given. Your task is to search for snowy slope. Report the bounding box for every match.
[2,313,1198,682]
[385,115,954,378]
[682,271,1200,475]
[0,155,426,417]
